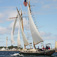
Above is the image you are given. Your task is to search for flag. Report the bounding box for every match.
[23,0,27,6]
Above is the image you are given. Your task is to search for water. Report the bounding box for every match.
[0,51,57,57]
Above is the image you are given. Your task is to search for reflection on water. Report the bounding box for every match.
[0,51,57,57]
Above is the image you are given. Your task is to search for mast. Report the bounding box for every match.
[20,10,24,31]
[6,37,8,49]
[27,2,43,49]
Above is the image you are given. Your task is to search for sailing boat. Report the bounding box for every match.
[19,2,55,56]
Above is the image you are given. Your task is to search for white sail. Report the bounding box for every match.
[11,19,17,44]
[13,19,17,34]
[28,4,43,45]
[17,9,29,46]
[17,28,21,47]
[11,32,15,44]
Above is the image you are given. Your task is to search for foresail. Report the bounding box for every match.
[17,9,29,46]
[17,29,21,47]
[28,5,43,45]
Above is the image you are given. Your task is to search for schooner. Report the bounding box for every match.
[11,1,55,56]
[18,2,55,56]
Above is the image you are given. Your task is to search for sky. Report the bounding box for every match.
[0,0,57,48]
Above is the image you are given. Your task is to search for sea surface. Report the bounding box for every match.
[0,51,57,57]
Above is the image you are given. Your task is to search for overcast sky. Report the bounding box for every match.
[0,0,57,48]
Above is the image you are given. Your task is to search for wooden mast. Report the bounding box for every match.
[20,10,26,49]
[21,10,24,31]
[28,2,36,49]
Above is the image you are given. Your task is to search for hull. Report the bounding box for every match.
[19,49,55,56]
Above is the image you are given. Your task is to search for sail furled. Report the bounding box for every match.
[28,5,43,45]
[17,9,29,46]
[17,29,21,47]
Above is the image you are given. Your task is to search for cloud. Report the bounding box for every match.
[0,8,29,35]
[30,0,39,3]
[40,31,52,37]
[0,13,3,18]
[0,7,17,23]
[0,0,2,3]
[0,26,10,35]
[42,4,50,9]
[53,0,57,2]
[55,7,57,9]
[0,17,29,35]
[0,13,4,23]
[23,18,30,30]
[0,7,18,34]
[9,17,29,30]
[5,9,17,22]
[9,21,19,29]
[40,31,57,40]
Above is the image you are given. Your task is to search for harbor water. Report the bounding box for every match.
[0,51,57,57]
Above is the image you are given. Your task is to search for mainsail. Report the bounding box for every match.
[27,4,43,45]
[17,9,29,47]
